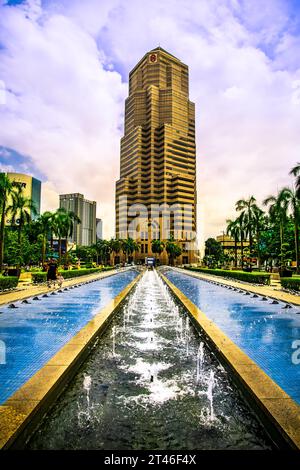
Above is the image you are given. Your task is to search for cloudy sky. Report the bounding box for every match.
[0,0,299,242]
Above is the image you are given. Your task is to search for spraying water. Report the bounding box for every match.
[177,317,184,342]
[185,317,190,356]
[77,375,93,427]
[196,342,205,383]
[111,326,116,357]
[207,370,215,421]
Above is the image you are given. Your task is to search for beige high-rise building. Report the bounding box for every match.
[115,47,197,264]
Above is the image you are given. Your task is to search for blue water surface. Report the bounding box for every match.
[164,269,300,404]
[0,270,138,404]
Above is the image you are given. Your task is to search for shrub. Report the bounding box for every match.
[184,267,271,285]
[32,266,114,283]
[281,278,300,292]
[31,272,47,283]
[0,276,19,291]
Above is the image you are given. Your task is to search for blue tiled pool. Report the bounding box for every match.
[0,269,138,404]
[164,269,300,404]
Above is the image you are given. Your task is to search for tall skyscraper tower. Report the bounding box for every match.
[115,47,197,263]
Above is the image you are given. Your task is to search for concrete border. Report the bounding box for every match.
[0,271,142,449]
[161,272,300,450]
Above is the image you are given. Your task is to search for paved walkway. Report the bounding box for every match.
[0,269,124,306]
[174,268,300,306]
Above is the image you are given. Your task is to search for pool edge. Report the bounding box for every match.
[161,272,300,450]
[0,270,143,450]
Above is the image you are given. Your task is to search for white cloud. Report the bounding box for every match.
[0,0,299,241]
[0,0,127,237]
[41,180,59,213]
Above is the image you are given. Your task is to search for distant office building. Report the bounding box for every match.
[59,193,96,246]
[96,218,103,240]
[5,172,41,224]
[216,234,250,251]
[216,233,250,264]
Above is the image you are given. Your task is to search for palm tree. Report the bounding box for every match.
[251,206,265,269]
[36,212,54,265]
[166,237,182,266]
[236,196,259,259]
[279,187,300,273]
[151,239,165,264]
[95,239,111,265]
[226,218,240,268]
[263,192,289,268]
[53,208,81,263]
[8,185,37,250]
[109,238,122,264]
[0,173,13,270]
[91,241,100,265]
[290,163,300,198]
[236,212,246,269]
[121,238,140,263]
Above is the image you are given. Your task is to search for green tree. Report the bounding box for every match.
[121,238,140,263]
[236,212,247,269]
[90,242,100,265]
[53,208,81,263]
[251,206,265,269]
[4,230,23,266]
[0,173,13,270]
[109,238,122,264]
[204,237,223,267]
[235,196,260,259]
[226,218,240,268]
[263,192,289,268]
[258,220,279,270]
[75,245,93,264]
[166,237,182,266]
[151,239,165,263]
[290,163,300,198]
[4,229,42,266]
[35,211,53,265]
[94,239,111,265]
[6,185,37,263]
[279,187,300,273]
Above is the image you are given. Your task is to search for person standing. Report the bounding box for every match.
[47,259,58,288]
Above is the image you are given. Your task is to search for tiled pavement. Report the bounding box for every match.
[0,269,121,306]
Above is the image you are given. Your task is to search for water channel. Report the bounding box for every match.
[28,270,272,450]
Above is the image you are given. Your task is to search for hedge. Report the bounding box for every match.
[32,266,115,284]
[0,276,19,291]
[184,267,271,285]
[281,278,300,292]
